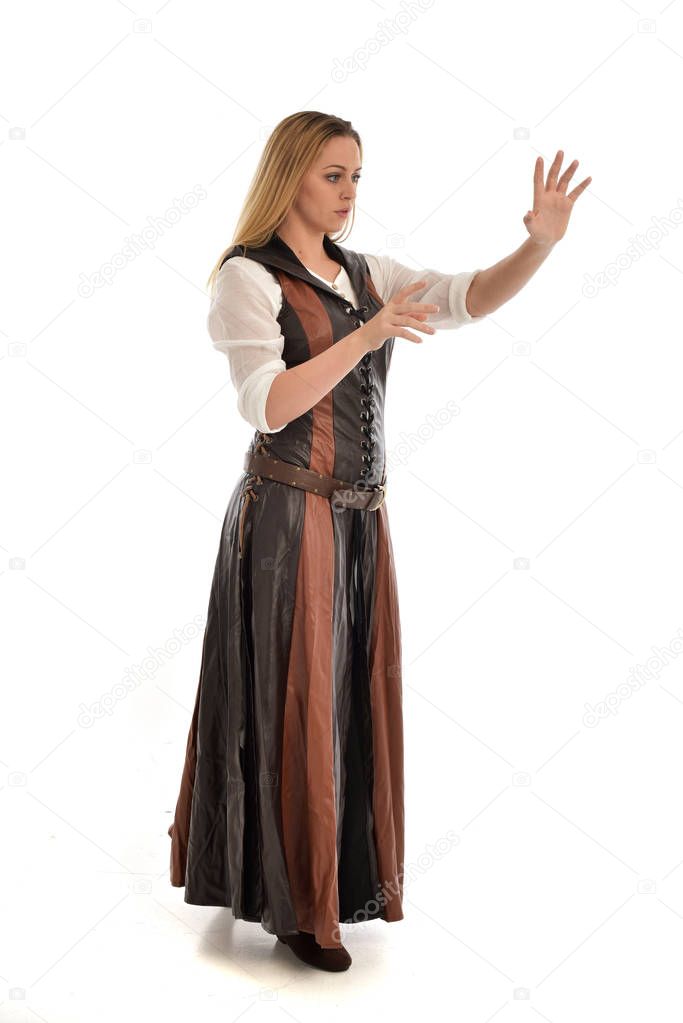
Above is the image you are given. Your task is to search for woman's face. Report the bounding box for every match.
[290,135,362,236]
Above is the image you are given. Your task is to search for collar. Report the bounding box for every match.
[224,231,368,309]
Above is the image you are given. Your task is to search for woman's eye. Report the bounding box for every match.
[326,174,361,183]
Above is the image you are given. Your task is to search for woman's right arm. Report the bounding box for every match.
[264,278,440,431]
[209,259,438,434]
[264,327,367,432]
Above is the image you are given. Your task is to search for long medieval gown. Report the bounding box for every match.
[167,230,484,949]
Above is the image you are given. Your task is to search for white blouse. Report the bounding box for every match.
[207,252,486,434]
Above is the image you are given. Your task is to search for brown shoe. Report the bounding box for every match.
[276,930,352,971]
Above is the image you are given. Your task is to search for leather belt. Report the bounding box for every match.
[243,450,387,511]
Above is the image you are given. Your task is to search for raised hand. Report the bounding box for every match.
[523,150,592,247]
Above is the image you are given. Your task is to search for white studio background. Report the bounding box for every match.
[3,0,683,1019]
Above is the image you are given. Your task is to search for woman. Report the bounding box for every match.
[167,111,591,972]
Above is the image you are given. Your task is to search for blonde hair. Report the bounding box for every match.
[206,111,362,294]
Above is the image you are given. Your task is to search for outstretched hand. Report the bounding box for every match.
[523,150,592,247]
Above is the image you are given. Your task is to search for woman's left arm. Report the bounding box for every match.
[466,150,592,318]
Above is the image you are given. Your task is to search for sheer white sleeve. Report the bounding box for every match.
[363,253,486,330]
[207,257,288,434]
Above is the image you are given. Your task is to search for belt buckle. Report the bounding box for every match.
[366,483,386,511]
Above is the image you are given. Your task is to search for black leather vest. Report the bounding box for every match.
[219,231,391,488]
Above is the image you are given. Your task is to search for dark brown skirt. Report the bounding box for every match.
[167,465,405,949]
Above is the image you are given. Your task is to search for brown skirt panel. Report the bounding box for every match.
[281,487,340,947]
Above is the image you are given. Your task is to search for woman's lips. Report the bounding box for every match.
[335,210,349,217]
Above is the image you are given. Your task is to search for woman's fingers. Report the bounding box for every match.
[391,282,440,314]
[394,303,440,315]
[394,279,429,299]
[545,149,564,190]
[364,280,442,348]
[567,175,592,203]
[557,159,579,194]
[533,156,544,210]
[392,281,437,304]
[395,315,436,334]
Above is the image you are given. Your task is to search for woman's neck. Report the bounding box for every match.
[275,225,327,267]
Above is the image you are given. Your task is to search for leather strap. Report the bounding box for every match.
[243,450,386,511]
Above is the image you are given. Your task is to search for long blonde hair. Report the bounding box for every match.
[206,111,362,294]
